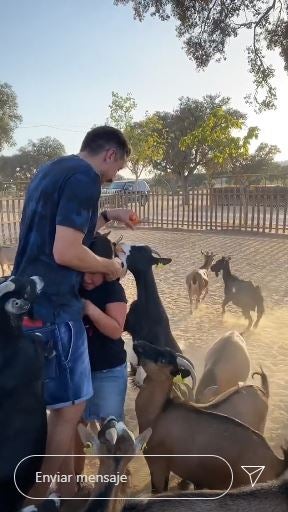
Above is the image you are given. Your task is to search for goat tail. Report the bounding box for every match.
[252,366,269,398]
[254,286,265,328]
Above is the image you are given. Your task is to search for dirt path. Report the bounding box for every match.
[77,229,288,504]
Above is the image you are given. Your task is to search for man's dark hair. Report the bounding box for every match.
[80,125,131,159]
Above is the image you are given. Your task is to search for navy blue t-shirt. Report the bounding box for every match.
[13,155,101,323]
[81,280,127,372]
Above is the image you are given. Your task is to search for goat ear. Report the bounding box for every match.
[135,427,152,454]
[152,257,172,266]
[77,424,100,455]
[102,230,111,238]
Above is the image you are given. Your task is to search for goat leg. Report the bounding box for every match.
[201,287,208,302]
[221,296,230,315]
[241,310,253,334]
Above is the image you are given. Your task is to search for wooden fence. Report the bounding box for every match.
[0,186,287,245]
[101,186,288,235]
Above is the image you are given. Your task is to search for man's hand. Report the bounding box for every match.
[104,257,123,281]
[107,208,136,229]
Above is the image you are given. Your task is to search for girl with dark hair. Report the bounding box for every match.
[80,232,128,423]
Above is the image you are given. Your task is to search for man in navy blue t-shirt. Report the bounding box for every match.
[14,126,133,503]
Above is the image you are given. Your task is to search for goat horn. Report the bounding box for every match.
[0,279,15,297]
[114,235,124,246]
[31,276,44,293]
[105,427,118,445]
[176,355,197,391]
[151,249,161,258]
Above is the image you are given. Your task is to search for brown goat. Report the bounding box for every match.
[133,341,288,494]
[195,330,251,402]
[194,368,269,434]
[186,251,215,314]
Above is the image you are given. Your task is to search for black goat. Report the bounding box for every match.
[114,242,196,394]
[117,244,178,350]
[0,276,47,512]
[211,256,265,332]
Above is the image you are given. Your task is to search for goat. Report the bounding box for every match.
[133,340,288,493]
[48,419,288,512]
[185,250,215,314]
[211,256,265,333]
[0,275,47,512]
[95,480,288,512]
[114,242,196,393]
[0,245,17,276]
[77,417,152,512]
[194,367,269,434]
[195,330,251,403]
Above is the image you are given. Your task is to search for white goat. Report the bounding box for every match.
[186,251,215,314]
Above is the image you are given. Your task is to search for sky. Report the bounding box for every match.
[1,0,288,176]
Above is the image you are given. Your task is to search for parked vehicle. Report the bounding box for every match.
[102,180,150,206]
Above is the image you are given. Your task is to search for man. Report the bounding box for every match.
[13,126,132,504]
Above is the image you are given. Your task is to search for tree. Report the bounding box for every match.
[107,91,167,180]
[125,113,167,180]
[151,95,258,201]
[180,108,259,183]
[229,142,281,184]
[106,91,137,131]
[15,137,66,179]
[0,82,22,152]
[114,0,288,111]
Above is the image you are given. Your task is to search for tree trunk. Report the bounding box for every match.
[181,174,189,205]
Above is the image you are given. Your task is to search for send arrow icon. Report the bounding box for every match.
[241,466,265,487]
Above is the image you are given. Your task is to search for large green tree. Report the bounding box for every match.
[151,95,258,200]
[15,136,66,179]
[0,82,22,152]
[115,0,288,111]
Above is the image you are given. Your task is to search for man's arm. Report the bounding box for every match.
[96,208,136,231]
[53,226,122,279]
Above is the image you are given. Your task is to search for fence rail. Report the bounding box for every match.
[101,187,288,235]
[0,186,287,245]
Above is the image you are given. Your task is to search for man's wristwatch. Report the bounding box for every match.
[101,210,110,223]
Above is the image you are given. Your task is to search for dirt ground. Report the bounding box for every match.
[72,228,288,505]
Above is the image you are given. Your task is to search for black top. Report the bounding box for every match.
[81,280,127,371]
[13,155,100,322]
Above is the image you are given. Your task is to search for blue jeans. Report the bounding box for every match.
[83,363,128,422]
[24,320,93,409]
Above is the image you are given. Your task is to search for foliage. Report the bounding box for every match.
[0,82,22,152]
[107,91,167,179]
[114,0,288,111]
[0,137,66,181]
[106,91,137,131]
[151,95,257,192]
[180,107,259,182]
[229,142,281,184]
[125,113,167,179]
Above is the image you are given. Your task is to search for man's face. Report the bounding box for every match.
[100,148,126,183]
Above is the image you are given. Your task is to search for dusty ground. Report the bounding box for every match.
[70,228,288,506]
